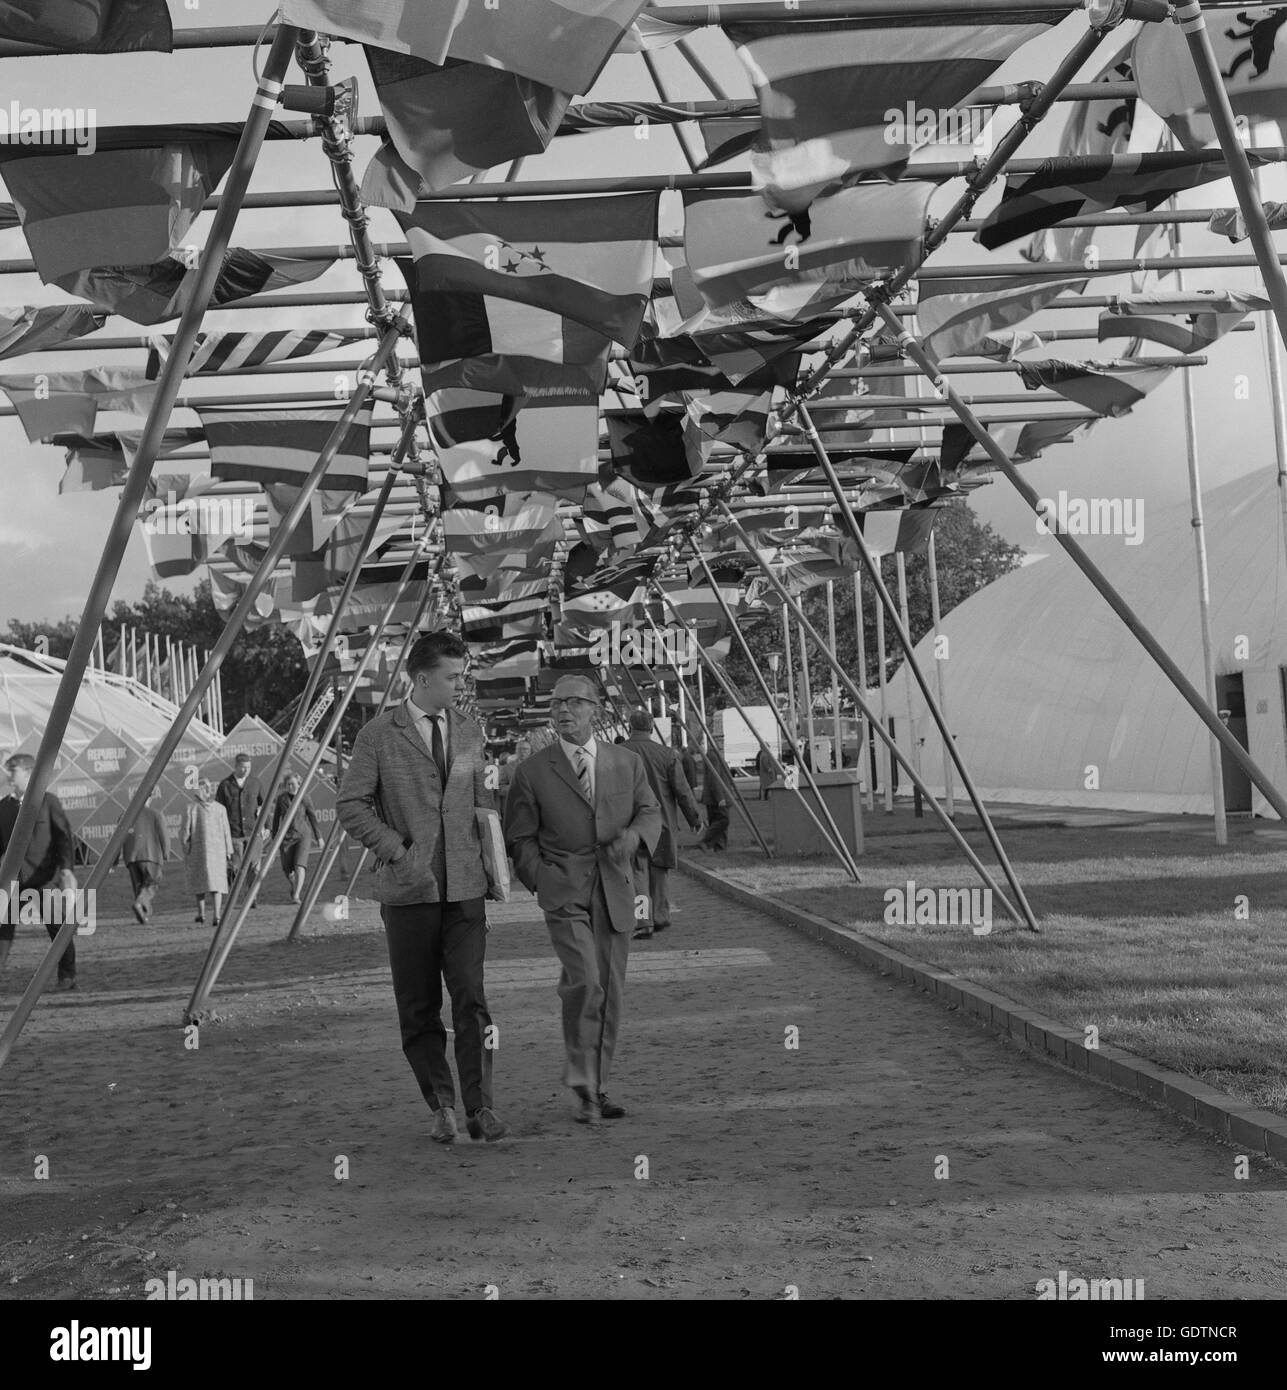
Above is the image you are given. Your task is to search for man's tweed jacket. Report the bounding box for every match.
[336,702,492,906]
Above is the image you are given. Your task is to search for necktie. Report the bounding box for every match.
[431,714,447,784]
[574,747,593,803]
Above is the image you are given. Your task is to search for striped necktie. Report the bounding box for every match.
[574,746,593,803]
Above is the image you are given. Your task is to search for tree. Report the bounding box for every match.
[717,502,1025,719]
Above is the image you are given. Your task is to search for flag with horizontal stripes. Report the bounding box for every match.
[0,366,155,440]
[683,182,933,317]
[724,13,1056,212]
[577,477,643,554]
[561,576,646,629]
[472,638,542,680]
[1208,200,1287,242]
[396,193,659,346]
[0,0,172,52]
[977,152,1268,251]
[658,583,742,626]
[437,403,601,500]
[1016,358,1174,417]
[328,581,427,634]
[197,404,372,493]
[604,409,703,493]
[361,46,573,209]
[1098,290,1269,352]
[0,303,105,360]
[139,519,198,580]
[442,491,560,556]
[146,327,361,378]
[281,0,644,92]
[459,572,548,602]
[916,274,1086,361]
[1134,12,1287,150]
[424,382,524,450]
[461,603,547,644]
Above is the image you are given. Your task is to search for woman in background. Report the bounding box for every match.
[185,779,232,926]
[272,772,322,904]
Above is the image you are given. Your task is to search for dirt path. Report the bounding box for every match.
[1,872,1284,1300]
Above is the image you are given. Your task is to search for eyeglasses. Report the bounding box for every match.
[550,697,595,710]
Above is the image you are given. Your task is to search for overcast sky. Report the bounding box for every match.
[1,4,1284,624]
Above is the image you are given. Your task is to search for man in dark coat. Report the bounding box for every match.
[624,709,702,940]
[118,783,171,922]
[216,752,264,909]
[0,753,78,988]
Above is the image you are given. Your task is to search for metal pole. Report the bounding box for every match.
[853,572,875,812]
[869,295,1287,824]
[143,634,153,694]
[719,506,1027,927]
[781,604,798,739]
[0,24,299,944]
[826,581,843,771]
[896,552,924,789]
[875,575,894,812]
[696,661,707,735]
[797,616,817,769]
[926,530,956,818]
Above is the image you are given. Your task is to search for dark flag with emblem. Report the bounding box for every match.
[0,0,172,52]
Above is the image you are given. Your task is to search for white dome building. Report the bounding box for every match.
[885,468,1287,817]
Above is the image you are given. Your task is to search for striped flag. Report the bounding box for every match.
[472,638,542,680]
[280,0,645,93]
[724,13,1057,212]
[682,183,934,318]
[361,46,572,210]
[461,598,547,643]
[0,1,172,53]
[916,274,1086,361]
[146,327,361,378]
[442,491,560,556]
[1016,358,1175,417]
[658,583,742,625]
[395,193,659,346]
[0,367,155,440]
[977,153,1267,251]
[1098,290,1269,352]
[197,404,373,493]
[0,304,105,360]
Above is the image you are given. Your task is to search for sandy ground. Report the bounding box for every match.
[1,860,1285,1300]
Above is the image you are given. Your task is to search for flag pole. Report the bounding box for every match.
[874,566,894,812]
[868,294,1287,823]
[825,581,843,769]
[796,609,818,769]
[780,603,798,739]
[718,504,1029,927]
[287,570,439,940]
[925,530,956,818]
[0,313,407,1071]
[895,552,924,798]
[853,573,875,812]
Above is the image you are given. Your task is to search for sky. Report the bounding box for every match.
[1,2,1285,624]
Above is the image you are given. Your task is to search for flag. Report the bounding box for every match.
[1024,42,1137,265]
[0,367,155,440]
[361,46,572,209]
[0,0,172,52]
[436,403,601,499]
[1098,290,1269,352]
[916,274,1087,360]
[605,410,703,492]
[264,485,358,557]
[1209,201,1287,242]
[1004,416,1094,463]
[330,581,427,633]
[396,194,658,347]
[0,131,236,304]
[0,304,105,360]
[442,492,560,556]
[198,404,372,493]
[724,13,1057,212]
[424,383,524,449]
[697,115,761,169]
[1016,358,1174,416]
[975,329,1045,361]
[280,0,645,93]
[55,426,205,492]
[146,326,361,378]
[561,576,646,628]
[680,386,777,460]
[461,597,547,643]
[1134,12,1287,150]
[977,152,1266,251]
[472,638,542,680]
[139,519,198,579]
[658,583,741,625]
[682,182,934,318]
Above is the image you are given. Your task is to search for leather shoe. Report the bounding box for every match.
[466,1107,507,1142]
[573,1085,601,1125]
[632,925,654,940]
[597,1094,625,1119]
[429,1107,457,1143]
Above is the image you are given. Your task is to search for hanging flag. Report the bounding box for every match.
[197,404,373,492]
[1024,42,1137,266]
[975,329,1045,361]
[1002,416,1095,463]
[146,326,361,378]
[1016,358,1175,416]
[280,0,645,93]
[0,130,236,301]
[1134,12,1287,150]
[561,575,646,629]
[1098,290,1269,352]
[472,638,542,680]
[263,485,358,558]
[916,274,1087,361]
[604,409,703,492]
[0,366,155,440]
[697,115,761,169]
[139,518,198,580]
[361,46,572,209]
[977,152,1266,251]
[424,382,524,450]
[461,598,548,643]
[442,491,560,556]
[723,13,1056,212]
[679,385,777,460]
[0,1,172,52]
[436,403,601,499]
[658,582,742,625]
[396,193,659,346]
[54,426,205,492]
[1209,200,1287,242]
[578,476,648,554]
[0,304,105,360]
[682,182,933,318]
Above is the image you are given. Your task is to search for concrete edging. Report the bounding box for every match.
[677,857,1287,1168]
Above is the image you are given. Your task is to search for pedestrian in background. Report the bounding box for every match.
[118,783,171,923]
[272,772,322,905]
[185,779,232,926]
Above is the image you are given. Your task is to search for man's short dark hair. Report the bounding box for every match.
[234,753,251,765]
[629,708,654,733]
[4,753,34,773]
[407,630,468,678]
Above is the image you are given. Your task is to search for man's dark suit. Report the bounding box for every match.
[337,700,494,1116]
[504,740,660,1096]
[624,734,701,929]
[0,791,77,980]
[216,772,265,886]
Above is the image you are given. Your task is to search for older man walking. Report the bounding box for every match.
[337,630,505,1144]
[503,675,661,1124]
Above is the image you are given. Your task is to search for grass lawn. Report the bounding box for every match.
[693,800,1287,1117]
